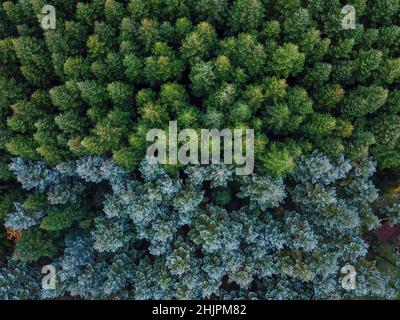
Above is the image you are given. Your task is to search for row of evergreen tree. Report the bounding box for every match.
[0,0,399,299]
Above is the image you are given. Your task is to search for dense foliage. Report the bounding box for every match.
[0,0,399,300]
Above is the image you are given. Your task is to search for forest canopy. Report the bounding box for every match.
[0,0,399,300]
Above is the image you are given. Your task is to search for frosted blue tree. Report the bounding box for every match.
[238,175,286,210]
[9,158,60,192]
[5,203,44,230]
[0,261,41,300]
[92,217,132,253]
